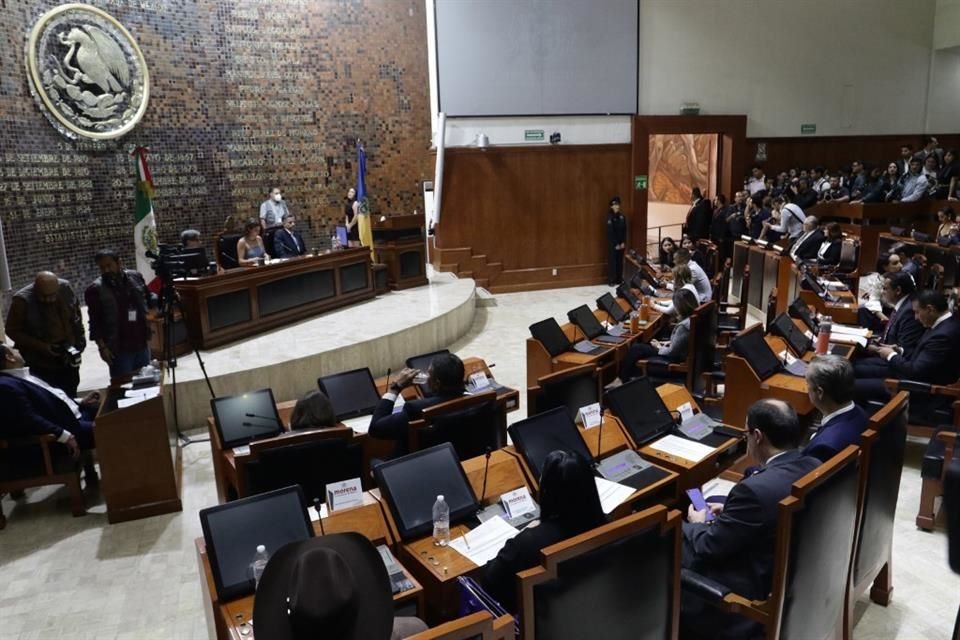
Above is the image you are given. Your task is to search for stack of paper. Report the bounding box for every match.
[649,435,714,462]
[448,516,520,566]
[594,476,635,514]
[702,478,736,500]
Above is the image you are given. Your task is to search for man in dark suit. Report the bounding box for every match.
[788,215,825,262]
[368,353,466,459]
[803,355,868,463]
[272,213,306,258]
[605,196,627,286]
[855,290,960,408]
[685,187,712,242]
[855,272,924,366]
[0,344,99,481]
[681,399,821,639]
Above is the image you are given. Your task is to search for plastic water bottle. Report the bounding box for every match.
[251,544,270,588]
[432,495,450,546]
[816,315,832,355]
[331,232,341,250]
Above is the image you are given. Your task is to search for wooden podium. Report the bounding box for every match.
[372,214,428,289]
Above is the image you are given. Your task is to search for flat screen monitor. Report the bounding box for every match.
[771,313,812,356]
[597,293,629,323]
[211,388,284,448]
[373,443,479,540]
[318,368,381,420]
[508,407,594,480]
[567,304,606,340]
[603,377,675,447]
[529,318,572,357]
[536,368,600,421]
[802,272,826,296]
[335,225,349,247]
[199,486,313,601]
[788,297,818,334]
[616,284,641,310]
[731,327,783,381]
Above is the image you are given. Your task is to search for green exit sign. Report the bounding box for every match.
[524,129,544,141]
[801,123,816,135]
[635,175,648,190]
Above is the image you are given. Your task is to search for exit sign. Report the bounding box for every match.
[801,123,816,135]
[635,175,648,190]
[524,129,544,141]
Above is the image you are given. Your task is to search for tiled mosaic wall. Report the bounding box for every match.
[0,0,431,293]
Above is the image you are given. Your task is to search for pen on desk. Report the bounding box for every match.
[463,529,471,549]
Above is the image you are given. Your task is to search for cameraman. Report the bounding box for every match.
[5,271,86,397]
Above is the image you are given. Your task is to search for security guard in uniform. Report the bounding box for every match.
[607,196,627,286]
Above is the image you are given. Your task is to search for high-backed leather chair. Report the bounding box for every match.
[0,434,85,529]
[238,427,363,503]
[639,300,716,392]
[407,612,514,640]
[682,446,861,640]
[517,505,681,639]
[844,391,908,639]
[216,232,242,269]
[411,391,501,459]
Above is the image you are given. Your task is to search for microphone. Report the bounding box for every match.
[245,412,278,422]
[241,421,277,428]
[384,367,391,391]
[478,447,493,506]
[594,415,605,464]
[312,497,326,536]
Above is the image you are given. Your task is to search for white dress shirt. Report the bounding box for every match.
[3,367,79,441]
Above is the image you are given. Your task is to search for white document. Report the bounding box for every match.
[342,415,373,434]
[116,397,146,409]
[594,476,636,515]
[864,300,882,313]
[702,478,736,500]
[232,445,251,457]
[829,333,868,347]
[124,387,159,400]
[308,502,329,522]
[391,394,406,415]
[649,435,715,462]
[832,324,870,338]
[449,516,520,566]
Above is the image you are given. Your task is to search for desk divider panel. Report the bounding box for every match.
[207,290,252,331]
[257,269,336,316]
[339,261,369,293]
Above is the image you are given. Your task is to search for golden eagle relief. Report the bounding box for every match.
[26,4,150,140]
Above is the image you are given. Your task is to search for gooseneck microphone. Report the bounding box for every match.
[478,447,493,506]
[594,414,605,464]
[245,412,278,422]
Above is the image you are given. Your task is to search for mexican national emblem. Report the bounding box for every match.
[25,3,150,140]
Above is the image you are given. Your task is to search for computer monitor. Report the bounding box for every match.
[536,366,600,420]
[788,297,818,334]
[508,407,594,480]
[199,486,313,601]
[567,305,606,340]
[529,318,573,357]
[597,293,629,323]
[373,443,479,540]
[335,225,349,247]
[731,326,783,381]
[616,283,641,310]
[802,271,826,296]
[770,312,813,356]
[211,389,284,448]
[603,377,675,447]
[318,368,381,420]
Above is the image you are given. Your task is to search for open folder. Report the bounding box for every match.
[449,516,520,566]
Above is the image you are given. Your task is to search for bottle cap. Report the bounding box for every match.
[437,494,444,501]
[257,544,266,553]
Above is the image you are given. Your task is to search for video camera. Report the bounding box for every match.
[147,244,215,281]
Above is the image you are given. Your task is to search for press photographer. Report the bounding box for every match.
[5,271,87,397]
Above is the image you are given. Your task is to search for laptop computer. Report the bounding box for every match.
[731,326,806,378]
[210,388,284,449]
[318,367,382,433]
[567,305,627,345]
[802,272,837,302]
[199,486,314,601]
[596,292,630,324]
[529,318,608,357]
[508,407,667,491]
[604,377,729,449]
[783,303,852,357]
[373,443,480,541]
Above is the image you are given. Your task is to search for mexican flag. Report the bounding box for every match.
[131,146,160,293]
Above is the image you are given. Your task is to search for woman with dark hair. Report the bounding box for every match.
[236,219,269,266]
[658,237,676,270]
[289,390,336,430]
[482,450,605,612]
[858,163,899,203]
[620,287,699,381]
[344,186,361,247]
[936,150,958,200]
[817,223,844,266]
[936,207,956,241]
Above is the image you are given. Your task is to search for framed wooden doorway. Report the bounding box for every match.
[630,115,747,253]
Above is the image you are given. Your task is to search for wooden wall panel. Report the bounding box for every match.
[746,134,960,175]
[436,145,631,291]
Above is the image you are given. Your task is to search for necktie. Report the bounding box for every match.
[883,306,897,343]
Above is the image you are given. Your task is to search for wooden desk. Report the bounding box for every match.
[877,231,960,289]
[799,288,859,325]
[196,491,423,640]
[95,381,182,524]
[734,241,799,318]
[176,249,375,349]
[372,214,429,289]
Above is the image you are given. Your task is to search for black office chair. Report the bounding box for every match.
[844,392,908,639]
[414,392,501,460]
[216,232,242,269]
[241,432,364,504]
[517,505,681,639]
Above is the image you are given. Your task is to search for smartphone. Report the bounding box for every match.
[686,488,716,522]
